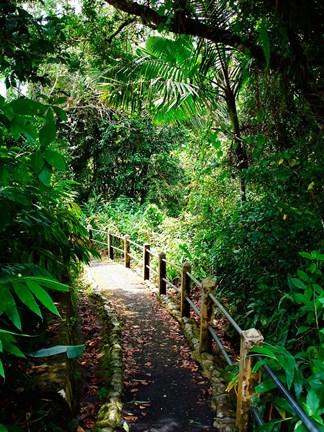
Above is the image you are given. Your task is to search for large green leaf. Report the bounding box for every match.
[38,164,52,186]
[0,360,4,379]
[44,149,67,171]
[0,333,25,358]
[272,396,295,416]
[2,105,14,121]
[306,389,321,415]
[8,99,46,116]
[52,106,67,121]
[291,278,307,290]
[30,150,45,174]
[12,281,43,318]
[0,329,30,336]
[9,117,29,139]
[251,346,277,359]
[27,277,69,292]
[25,280,60,316]
[255,378,276,394]
[4,288,22,330]
[0,286,8,315]
[39,121,56,147]
[28,344,84,359]
[277,355,296,390]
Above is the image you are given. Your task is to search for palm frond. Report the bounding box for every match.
[99,31,247,125]
[100,35,207,122]
[193,0,234,29]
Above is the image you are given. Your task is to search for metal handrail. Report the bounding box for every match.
[257,359,321,432]
[163,278,180,293]
[147,249,159,259]
[128,253,141,263]
[251,407,265,426]
[111,245,124,254]
[162,258,182,271]
[186,272,202,288]
[209,293,243,336]
[208,325,233,366]
[128,239,144,250]
[91,228,107,234]
[147,265,158,277]
[185,297,201,317]
[111,233,124,240]
[92,239,107,246]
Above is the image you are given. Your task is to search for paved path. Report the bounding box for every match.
[88,260,216,432]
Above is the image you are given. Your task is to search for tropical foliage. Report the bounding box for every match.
[59,107,187,212]
[0,0,323,430]
[0,0,97,384]
[0,94,97,377]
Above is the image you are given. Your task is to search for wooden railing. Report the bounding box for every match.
[88,226,320,432]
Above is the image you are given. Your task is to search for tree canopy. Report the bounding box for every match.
[103,0,324,123]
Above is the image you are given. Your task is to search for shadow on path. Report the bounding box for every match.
[88,260,217,431]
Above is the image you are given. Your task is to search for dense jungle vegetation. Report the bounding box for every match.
[0,0,323,430]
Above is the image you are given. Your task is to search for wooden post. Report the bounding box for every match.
[236,328,264,432]
[158,252,166,295]
[181,261,191,318]
[87,225,93,244]
[124,235,130,268]
[199,278,216,353]
[108,231,114,260]
[143,243,150,281]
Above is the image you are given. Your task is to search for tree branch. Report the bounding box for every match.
[104,0,253,54]
[106,18,137,44]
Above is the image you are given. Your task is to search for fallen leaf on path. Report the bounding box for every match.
[132,379,149,385]
[124,415,138,421]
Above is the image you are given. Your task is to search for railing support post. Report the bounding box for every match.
[158,252,166,295]
[124,235,130,268]
[108,231,114,260]
[181,261,191,318]
[143,243,150,281]
[236,328,264,432]
[199,278,216,353]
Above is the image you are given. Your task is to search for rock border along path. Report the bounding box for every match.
[87,260,235,431]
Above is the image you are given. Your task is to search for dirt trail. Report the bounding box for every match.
[88,260,217,432]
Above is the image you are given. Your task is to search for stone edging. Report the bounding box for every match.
[85,267,124,432]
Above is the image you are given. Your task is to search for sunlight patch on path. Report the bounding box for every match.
[89,260,146,294]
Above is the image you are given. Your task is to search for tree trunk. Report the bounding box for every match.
[226,91,248,202]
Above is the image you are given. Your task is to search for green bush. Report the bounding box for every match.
[0,96,96,376]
